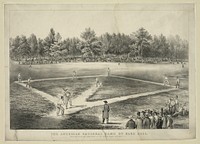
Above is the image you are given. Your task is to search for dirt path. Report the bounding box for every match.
[20,75,105,82]
[15,75,177,116]
[110,75,174,87]
[15,75,178,129]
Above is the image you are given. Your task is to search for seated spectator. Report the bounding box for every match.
[182,103,188,116]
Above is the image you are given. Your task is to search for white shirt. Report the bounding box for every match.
[28,78,31,83]
[57,99,65,106]
[64,91,71,98]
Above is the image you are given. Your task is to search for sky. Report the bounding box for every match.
[9,9,189,40]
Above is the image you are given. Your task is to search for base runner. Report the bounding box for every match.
[57,96,65,116]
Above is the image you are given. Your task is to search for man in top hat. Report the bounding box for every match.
[63,88,72,109]
[167,115,173,129]
[143,112,151,129]
[102,100,110,124]
[149,111,155,129]
[135,112,143,129]
[125,115,136,129]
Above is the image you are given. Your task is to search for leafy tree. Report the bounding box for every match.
[180,40,189,59]
[131,27,152,57]
[42,28,57,57]
[99,33,112,56]
[28,34,38,57]
[9,27,189,61]
[80,28,102,57]
[9,36,21,59]
[55,32,62,43]
[49,28,56,44]
[37,38,45,57]
[159,34,170,58]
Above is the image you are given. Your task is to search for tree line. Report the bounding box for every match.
[9,27,188,62]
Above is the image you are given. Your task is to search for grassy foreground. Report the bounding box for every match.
[10,83,55,129]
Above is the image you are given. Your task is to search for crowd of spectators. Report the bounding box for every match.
[14,56,187,65]
[125,95,188,129]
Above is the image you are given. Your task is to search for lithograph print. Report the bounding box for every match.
[5,3,196,141]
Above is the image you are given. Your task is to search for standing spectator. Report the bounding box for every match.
[176,76,180,88]
[162,112,168,129]
[18,73,22,82]
[143,113,150,129]
[164,102,170,115]
[153,112,159,129]
[141,111,146,120]
[167,115,173,129]
[171,98,176,115]
[156,113,163,129]
[167,98,173,114]
[175,95,179,112]
[135,112,143,129]
[160,108,164,117]
[102,101,110,124]
[149,111,155,129]
[125,116,136,129]
[26,77,31,88]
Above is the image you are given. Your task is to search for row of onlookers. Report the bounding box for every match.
[13,57,187,65]
[125,96,188,129]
